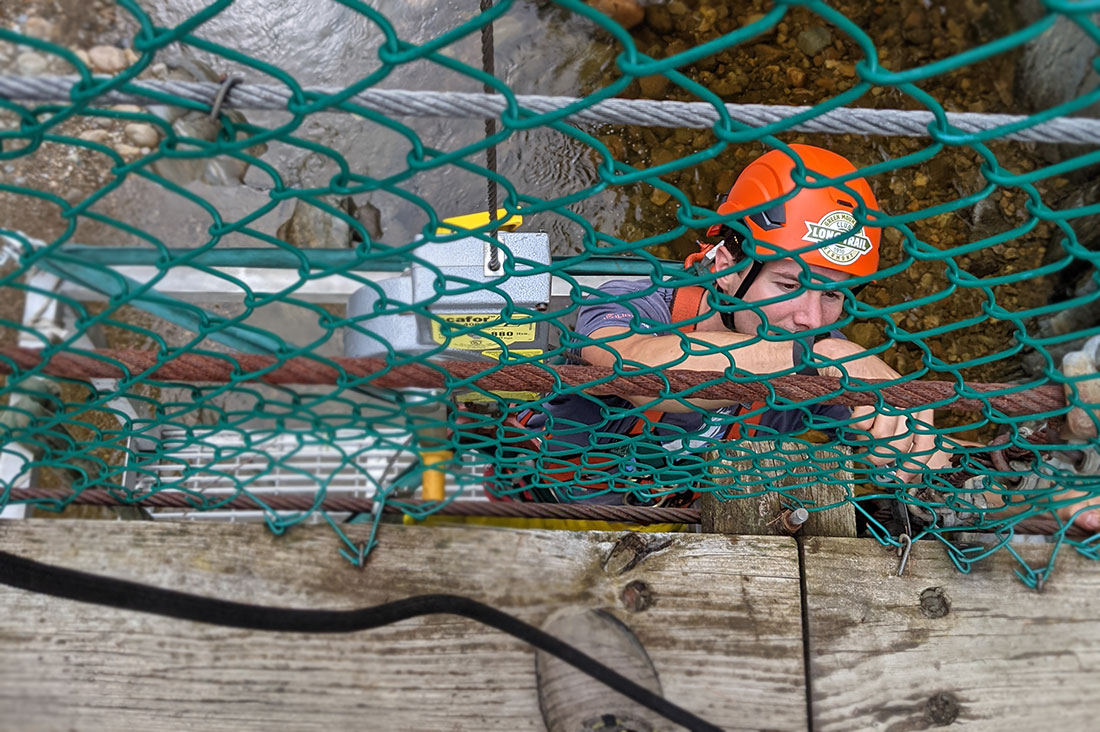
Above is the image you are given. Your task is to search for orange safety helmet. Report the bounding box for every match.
[690,144,881,280]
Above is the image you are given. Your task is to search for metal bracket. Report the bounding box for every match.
[0,234,22,267]
[19,269,65,348]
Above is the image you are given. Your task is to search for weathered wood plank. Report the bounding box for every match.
[803,537,1100,732]
[0,520,806,732]
[702,442,856,537]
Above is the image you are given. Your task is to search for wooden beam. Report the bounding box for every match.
[0,519,807,731]
[701,442,856,537]
[803,537,1100,732]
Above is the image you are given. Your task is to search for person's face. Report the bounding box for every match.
[713,247,849,335]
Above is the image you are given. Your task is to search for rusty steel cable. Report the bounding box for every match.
[0,346,1070,416]
[9,488,701,524]
[11,488,1086,536]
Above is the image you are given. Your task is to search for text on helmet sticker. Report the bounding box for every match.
[801,210,873,266]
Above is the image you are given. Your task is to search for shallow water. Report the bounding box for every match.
[105,0,628,255]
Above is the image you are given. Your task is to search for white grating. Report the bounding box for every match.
[137,427,492,523]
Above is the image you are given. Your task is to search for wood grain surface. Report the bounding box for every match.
[803,537,1100,732]
[0,520,806,732]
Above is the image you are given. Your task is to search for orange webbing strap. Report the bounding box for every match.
[628,409,665,436]
[670,285,706,334]
[726,402,766,440]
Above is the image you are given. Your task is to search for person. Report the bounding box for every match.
[483,143,1100,533]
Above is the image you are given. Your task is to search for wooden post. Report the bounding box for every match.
[699,441,856,537]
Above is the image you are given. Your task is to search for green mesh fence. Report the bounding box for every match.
[2,0,1100,585]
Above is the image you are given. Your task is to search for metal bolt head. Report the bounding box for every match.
[620,580,653,612]
[919,587,951,619]
[925,692,960,726]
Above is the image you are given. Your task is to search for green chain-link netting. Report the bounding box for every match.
[2,0,1100,585]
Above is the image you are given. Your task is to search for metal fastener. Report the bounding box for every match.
[896,534,913,576]
[620,580,654,612]
[925,691,960,726]
[778,507,810,534]
[919,587,951,619]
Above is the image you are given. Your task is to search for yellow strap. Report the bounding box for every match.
[419,450,452,501]
[435,209,523,234]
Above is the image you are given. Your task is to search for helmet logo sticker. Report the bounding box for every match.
[801,210,873,266]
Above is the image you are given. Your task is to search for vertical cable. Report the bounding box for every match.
[480,0,500,271]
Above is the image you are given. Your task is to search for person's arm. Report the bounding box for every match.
[579,326,796,411]
[982,482,1100,530]
[582,324,1100,530]
[579,325,932,472]
[580,327,902,411]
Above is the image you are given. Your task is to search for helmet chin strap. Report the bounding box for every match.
[717,256,764,332]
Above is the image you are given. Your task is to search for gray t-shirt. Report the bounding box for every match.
[515,279,851,500]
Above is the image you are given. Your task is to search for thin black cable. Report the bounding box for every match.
[0,549,723,732]
[481,0,501,268]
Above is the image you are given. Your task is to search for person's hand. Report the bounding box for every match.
[813,338,936,480]
[1057,491,1100,533]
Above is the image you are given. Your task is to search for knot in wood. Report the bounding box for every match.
[603,534,671,576]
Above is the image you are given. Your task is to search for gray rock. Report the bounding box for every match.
[23,17,56,41]
[88,45,129,74]
[796,26,832,57]
[77,129,109,144]
[16,51,47,75]
[124,123,160,147]
[113,143,142,157]
[1017,11,1100,118]
[351,198,384,243]
[146,59,267,186]
[154,112,266,186]
[276,195,358,249]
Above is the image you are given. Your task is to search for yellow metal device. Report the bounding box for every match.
[435,208,523,234]
[347,210,547,501]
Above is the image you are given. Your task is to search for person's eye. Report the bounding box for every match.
[823,291,845,302]
[777,281,800,292]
